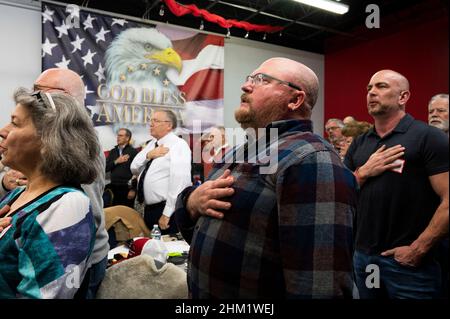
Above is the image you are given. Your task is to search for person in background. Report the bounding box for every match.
[202,126,230,178]
[345,70,448,299]
[130,110,192,235]
[428,93,449,136]
[105,128,138,208]
[427,93,449,299]
[339,121,372,160]
[343,115,356,125]
[0,88,101,298]
[325,118,345,152]
[0,168,27,197]
[175,57,357,299]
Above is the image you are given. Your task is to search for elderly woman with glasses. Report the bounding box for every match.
[0,88,102,298]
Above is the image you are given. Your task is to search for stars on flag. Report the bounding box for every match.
[112,18,128,27]
[83,14,96,30]
[95,27,110,43]
[42,6,54,24]
[86,104,101,115]
[95,63,106,82]
[70,35,85,53]
[42,38,58,57]
[55,21,69,38]
[82,49,96,67]
[84,85,95,100]
[55,55,71,69]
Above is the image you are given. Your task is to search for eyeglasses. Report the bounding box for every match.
[150,119,171,124]
[33,84,69,94]
[31,90,56,111]
[245,73,302,91]
[326,126,341,132]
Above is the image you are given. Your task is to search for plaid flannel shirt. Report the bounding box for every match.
[175,119,357,299]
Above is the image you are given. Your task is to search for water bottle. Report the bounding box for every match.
[150,224,161,240]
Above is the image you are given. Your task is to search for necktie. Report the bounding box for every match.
[137,142,158,204]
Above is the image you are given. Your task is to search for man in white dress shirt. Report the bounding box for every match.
[131,110,192,234]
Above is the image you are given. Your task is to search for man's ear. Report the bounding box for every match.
[287,91,306,111]
[399,90,410,107]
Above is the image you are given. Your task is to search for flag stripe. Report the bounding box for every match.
[173,33,224,60]
[180,69,223,101]
[167,44,224,85]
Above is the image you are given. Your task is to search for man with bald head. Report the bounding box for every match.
[0,68,109,299]
[344,70,449,299]
[175,58,357,298]
[34,68,85,105]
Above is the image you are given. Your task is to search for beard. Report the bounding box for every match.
[368,102,400,116]
[235,94,256,130]
[368,103,387,116]
[235,93,286,130]
[429,119,449,132]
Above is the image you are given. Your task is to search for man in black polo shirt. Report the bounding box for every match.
[344,69,449,299]
[105,128,138,208]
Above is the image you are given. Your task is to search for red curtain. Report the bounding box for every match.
[163,0,284,33]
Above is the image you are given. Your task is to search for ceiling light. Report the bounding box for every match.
[244,31,249,38]
[292,0,348,14]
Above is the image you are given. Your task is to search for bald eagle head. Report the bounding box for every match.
[105,27,182,84]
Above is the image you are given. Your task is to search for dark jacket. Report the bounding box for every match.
[106,144,139,185]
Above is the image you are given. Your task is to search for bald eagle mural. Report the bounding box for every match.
[41,4,225,153]
[106,27,182,87]
[96,27,185,149]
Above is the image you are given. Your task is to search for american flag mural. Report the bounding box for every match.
[41,2,224,150]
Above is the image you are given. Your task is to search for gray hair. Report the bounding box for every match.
[428,94,449,106]
[158,109,177,129]
[14,88,101,185]
[326,118,344,128]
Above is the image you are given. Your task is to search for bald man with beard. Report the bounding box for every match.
[174,58,357,299]
[344,70,449,299]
